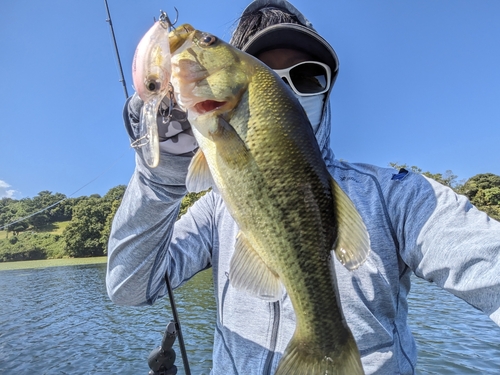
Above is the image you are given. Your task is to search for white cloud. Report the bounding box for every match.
[0,180,20,199]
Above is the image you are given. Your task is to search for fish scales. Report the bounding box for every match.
[236,68,341,341]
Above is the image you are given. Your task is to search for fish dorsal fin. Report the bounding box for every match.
[229,231,282,301]
[186,149,215,193]
[332,178,371,270]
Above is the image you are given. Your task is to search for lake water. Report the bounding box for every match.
[0,260,499,374]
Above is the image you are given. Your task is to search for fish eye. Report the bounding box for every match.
[200,34,217,47]
[145,76,161,92]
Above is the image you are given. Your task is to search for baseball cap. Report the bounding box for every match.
[238,0,339,83]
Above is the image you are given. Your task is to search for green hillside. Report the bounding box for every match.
[1,168,498,263]
[0,187,207,262]
[0,222,70,261]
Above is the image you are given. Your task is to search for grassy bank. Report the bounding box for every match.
[0,222,70,239]
[38,221,71,235]
[0,256,107,271]
[0,221,71,262]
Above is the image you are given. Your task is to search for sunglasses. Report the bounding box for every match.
[273,61,332,97]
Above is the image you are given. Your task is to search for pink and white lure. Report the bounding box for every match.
[132,11,172,168]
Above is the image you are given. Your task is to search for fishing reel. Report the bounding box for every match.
[148,321,178,375]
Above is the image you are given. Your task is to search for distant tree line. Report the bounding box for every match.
[1,167,499,262]
[0,186,206,262]
[389,163,500,220]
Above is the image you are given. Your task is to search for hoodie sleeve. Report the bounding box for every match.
[106,149,213,306]
[389,172,500,325]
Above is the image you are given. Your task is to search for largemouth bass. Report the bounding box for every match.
[169,24,370,375]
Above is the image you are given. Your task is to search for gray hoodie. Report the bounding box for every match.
[106,1,500,374]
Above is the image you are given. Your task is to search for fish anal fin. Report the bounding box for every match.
[186,149,215,193]
[229,232,282,301]
[332,178,371,270]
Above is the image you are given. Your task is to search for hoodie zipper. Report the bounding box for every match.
[263,301,280,374]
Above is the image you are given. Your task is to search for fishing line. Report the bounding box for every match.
[102,2,191,374]
[0,1,133,232]
[0,149,131,232]
[1,0,131,232]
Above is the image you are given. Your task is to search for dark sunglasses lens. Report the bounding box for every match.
[289,63,328,94]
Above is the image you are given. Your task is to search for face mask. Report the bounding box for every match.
[293,93,325,133]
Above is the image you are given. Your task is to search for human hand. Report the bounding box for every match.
[156,95,198,155]
[125,93,198,156]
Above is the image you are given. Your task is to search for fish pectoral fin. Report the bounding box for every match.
[332,178,371,270]
[212,116,251,161]
[229,232,282,301]
[186,149,216,193]
[210,116,239,139]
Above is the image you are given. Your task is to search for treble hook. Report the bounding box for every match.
[161,83,176,124]
[159,7,179,30]
[158,82,175,124]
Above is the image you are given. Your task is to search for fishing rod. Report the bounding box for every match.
[103,2,191,374]
[104,0,129,99]
[163,271,191,375]
[0,1,130,232]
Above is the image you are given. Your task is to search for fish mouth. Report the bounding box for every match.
[194,100,227,114]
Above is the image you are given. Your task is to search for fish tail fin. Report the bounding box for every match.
[275,333,364,375]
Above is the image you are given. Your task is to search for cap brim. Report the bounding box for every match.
[242,23,339,80]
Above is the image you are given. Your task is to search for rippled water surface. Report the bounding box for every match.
[408,277,500,374]
[0,261,499,374]
[0,262,215,374]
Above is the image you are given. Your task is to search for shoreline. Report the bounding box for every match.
[0,256,107,271]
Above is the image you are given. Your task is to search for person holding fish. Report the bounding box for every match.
[106,1,500,374]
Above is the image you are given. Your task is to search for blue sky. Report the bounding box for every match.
[1,0,499,199]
